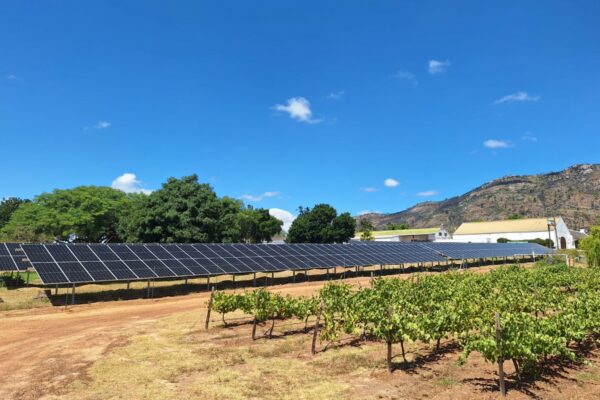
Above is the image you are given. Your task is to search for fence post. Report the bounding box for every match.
[205,287,215,330]
[495,312,506,397]
[311,301,324,355]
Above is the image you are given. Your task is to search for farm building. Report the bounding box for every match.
[452,217,577,249]
[353,226,452,242]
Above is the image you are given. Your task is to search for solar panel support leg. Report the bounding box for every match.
[147,280,151,298]
[26,271,30,287]
[207,276,210,290]
[71,284,76,305]
[306,270,309,282]
[326,268,329,280]
[271,272,274,284]
[55,284,58,296]
[292,270,296,283]
[126,281,130,290]
[253,272,256,287]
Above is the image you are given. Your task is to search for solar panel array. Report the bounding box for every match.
[0,243,31,271]
[20,242,447,285]
[418,242,554,259]
[11,241,554,285]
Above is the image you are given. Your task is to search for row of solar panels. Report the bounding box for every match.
[1,242,553,285]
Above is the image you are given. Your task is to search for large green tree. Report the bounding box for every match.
[581,221,600,268]
[286,204,355,243]
[0,187,132,242]
[0,197,29,229]
[117,175,282,243]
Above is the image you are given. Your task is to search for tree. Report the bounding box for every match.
[358,218,375,241]
[580,223,600,268]
[0,197,29,229]
[0,187,131,242]
[117,175,282,243]
[236,207,283,243]
[386,222,409,230]
[508,213,522,220]
[286,204,355,243]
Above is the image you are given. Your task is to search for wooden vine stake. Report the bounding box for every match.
[387,305,393,372]
[205,287,215,330]
[495,312,506,397]
[311,301,324,355]
[252,289,260,340]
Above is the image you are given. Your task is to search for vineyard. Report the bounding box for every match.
[209,262,600,393]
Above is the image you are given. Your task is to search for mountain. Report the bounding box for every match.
[362,164,600,231]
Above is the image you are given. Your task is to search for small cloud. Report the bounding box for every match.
[384,178,399,188]
[394,70,418,86]
[521,132,538,142]
[111,173,152,195]
[85,121,112,130]
[273,97,322,124]
[483,139,511,149]
[493,91,540,105]
[327,90,345,100]
[362,187,379,193]
[358,210,380,216]
[269,208,296,232]
[428,60,451,74]
[6,74,18,80]
[241,191,281,202]
[417,190,439,197]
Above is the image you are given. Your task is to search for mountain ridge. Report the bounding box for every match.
[361,164,600,231]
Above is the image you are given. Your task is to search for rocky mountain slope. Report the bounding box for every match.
[362,164,600,231]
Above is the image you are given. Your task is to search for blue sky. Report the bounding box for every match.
[1,1,599,227]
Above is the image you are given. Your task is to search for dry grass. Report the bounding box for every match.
[63,311,350,400]
[0,286,50,311]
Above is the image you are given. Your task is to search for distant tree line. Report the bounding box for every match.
[0,175,357,244]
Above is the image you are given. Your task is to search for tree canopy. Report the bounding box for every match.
[0,197,29,229]
[286,204,355,243]
[0,187,131,242]
[0,175,283,243]
[117,175,282,243]
[358,218,375,241]
[581,221,600,268]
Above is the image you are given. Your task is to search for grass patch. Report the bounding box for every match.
[64,311,350,400]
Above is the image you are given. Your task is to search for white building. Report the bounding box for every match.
[452,217,576,249]
[354,226,452,242]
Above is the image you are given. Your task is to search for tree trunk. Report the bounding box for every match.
[400,340,407,363]
[387,338,393,372]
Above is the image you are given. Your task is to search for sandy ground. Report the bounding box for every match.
[0,265,598,400]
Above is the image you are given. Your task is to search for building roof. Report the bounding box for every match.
[454,218,559,235]
[569,229,588,240]
[354,227,440,239]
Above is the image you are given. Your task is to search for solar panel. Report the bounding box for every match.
[0,243,33,271]
[19,242,554,285]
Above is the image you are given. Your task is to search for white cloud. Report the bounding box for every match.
[269,208,296,232]
[493,91,540,105]
[394,70,418,85]
[85,121,112,130]
[521,133,538,142]
[483,139,511,149]
[241,191,281,202]
[358,210,380,216]
[384,178,399,188]
[428,60,451,74]
[327,90,345,100]
[111,173,152,195]
[417,190,439,197]
[6,74,17,80]
[362,187,379,193]
[273,97,322,124]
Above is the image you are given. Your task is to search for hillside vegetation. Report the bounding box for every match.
[365,164,600,230]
